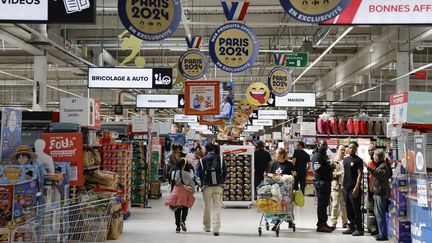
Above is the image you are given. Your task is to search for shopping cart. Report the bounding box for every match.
[256,174,295,237]
[23,192,116,242]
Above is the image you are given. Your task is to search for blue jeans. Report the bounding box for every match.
[374,195,388,238]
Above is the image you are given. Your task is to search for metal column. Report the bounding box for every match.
[33,55,48,111]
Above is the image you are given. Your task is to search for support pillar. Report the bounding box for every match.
[33,55,47,111]
[396,51,410,92]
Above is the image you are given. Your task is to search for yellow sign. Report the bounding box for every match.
[246,82,271,106]
[178,50,209,80]
[268,67,292,96]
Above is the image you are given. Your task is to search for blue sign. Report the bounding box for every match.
[178,50,209,80]
[279,0,351,23]
[118,0,182,41]
[1,108,22,161]
[209,22,259,73]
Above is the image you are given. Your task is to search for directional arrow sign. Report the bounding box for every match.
[284,52,308,68]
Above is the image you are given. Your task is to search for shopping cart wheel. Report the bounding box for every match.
[258,229,262,236]
[266,222,270,231]
[275,228,280,237]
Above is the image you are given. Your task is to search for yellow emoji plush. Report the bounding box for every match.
[246,82,270,106]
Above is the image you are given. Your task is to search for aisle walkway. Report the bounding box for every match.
[115,187,374,243]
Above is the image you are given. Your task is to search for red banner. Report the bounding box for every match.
[43,133,84,186]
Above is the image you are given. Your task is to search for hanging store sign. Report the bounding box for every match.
[136,94,183,108]
[268,66,293,97]
[257,110,288,120]
[209,2,259,73]
[60,98,95,127]
[199,116,224,126]
[323,0,432,25]
[252,120,273,126]
[174,115,198,123]
[0,0,48,21]
[279,0,351,23]
[275,93,316,107]
[246,82,271,106]
[88,68,172,89]
[118,0,182,41]
[178,37,209,80]
[184,81,220,116]
[132,116,148,133]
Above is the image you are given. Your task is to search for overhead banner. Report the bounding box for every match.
[258,110,288,120]
[174,115,198,123]
[136,94,183,108]
[209,2,259,73]
[178,36,209,80]
[275,93,316,107]
[279,0,351,23]
[268,66,293,97]
[246,82,271,106]
[0,0,96,23]
[88,68,172,89]
[184,81,220,116]
[118,0,182,41]
[323,0,432,25]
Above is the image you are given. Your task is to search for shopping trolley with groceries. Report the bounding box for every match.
[256,173,295,237]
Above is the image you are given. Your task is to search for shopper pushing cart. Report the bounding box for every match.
[256,148,297,237]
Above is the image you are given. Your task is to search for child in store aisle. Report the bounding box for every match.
[165,158,196,233]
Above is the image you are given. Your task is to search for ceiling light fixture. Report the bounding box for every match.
[292,27,354,86]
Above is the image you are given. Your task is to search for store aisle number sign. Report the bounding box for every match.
[209,1,259,73]
[178,36,209,80]
[279,0,351,23]
[43,133,84,186]
[118,0,182,41]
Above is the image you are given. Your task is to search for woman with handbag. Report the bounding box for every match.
[164,158,196,233]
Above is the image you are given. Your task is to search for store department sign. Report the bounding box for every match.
[136,94,181,108]
[178,49,209,80]
[268,67,292,97]
[60,98,95,127]
[0,0,48,21]
[279,0,351,23]
[209,2,258,73]
[88,68,172,89]
[118,0,182,41]
[252,119,273,126]
[323,0,432,25]
[258,110,288,120]
[275,93,316,107]
[174,115,198,123]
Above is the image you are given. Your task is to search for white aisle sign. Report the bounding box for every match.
[60,98,95,127]
[252,120,273,126]
[88,68,153,89]
[132,116,148,133]
[137,95,178,108]
[258,110,288,120]
[0,1,48,21]
[275,93,316,107]
[174,115,198,123]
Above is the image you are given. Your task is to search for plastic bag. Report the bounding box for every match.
[293,190,305,207]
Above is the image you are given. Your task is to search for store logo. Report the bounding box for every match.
[63,0,90,14]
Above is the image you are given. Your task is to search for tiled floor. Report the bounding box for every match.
[115,187,377,242]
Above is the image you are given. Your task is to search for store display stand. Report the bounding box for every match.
[220,146,255,208]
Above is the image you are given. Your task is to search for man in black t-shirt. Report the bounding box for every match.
[254,141,272,191]
[292,141,310,194]
[342,142,364,236]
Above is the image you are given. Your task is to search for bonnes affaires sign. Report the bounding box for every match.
[322,0,432,25]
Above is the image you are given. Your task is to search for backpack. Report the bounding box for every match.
[200,154,223,186]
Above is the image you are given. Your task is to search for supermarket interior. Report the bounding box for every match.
[0,0,432,242]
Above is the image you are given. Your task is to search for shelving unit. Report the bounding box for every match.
[130,140,149,207]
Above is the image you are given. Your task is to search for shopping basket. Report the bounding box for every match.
[256,174,295,237]
[22,192,116,242]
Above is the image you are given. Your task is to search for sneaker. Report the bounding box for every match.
[214,232,220,236]
[180,222,187,232]
[342,223,348,228]
[176,226,180,233]
[316,226,333,233]
[376,236,388,241]
[342,228,355,234]
[352,230,364,236]
[203,227,210,233]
